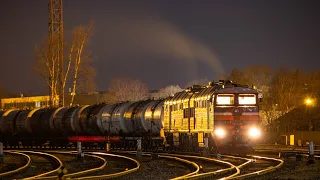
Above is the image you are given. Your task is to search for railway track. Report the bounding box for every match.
[8,150,62,180]
[34,151,106,179]
[32,151,139,180]
[113,151,200,180]
[162,153,283,179]
[76,152,140,179]
[156,153,239,180]
[0,148,293,179]
[224,155,283,179]
[0,150,140,179]
[134,151,283,179]
[0,151,31,179]
[93,150,285,179]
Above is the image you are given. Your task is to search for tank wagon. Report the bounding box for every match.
[0,80,261,153]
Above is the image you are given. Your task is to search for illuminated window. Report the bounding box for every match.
[239,94,256,105]
[35,101,41,108]
[216,95,234,105]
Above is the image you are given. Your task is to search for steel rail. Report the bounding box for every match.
[165,154,239,180]
[226,155,284,179]
[0,151,31,179]
[35,151,107,179]
[11,150,63,180]
[164,155,200,180]
[105,151,200,180]
[157,153,253,180]
[218,155,253,180]
[113,151,254,180]
[71,152,140,180]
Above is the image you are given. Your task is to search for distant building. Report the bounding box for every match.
[274,105,320,145]
[0,90,162,110]
[1,95,51,110]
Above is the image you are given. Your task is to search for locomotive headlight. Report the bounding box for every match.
[215,128,226,138]
[248,127,261,138]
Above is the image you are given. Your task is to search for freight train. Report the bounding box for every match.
[0,80,262,153]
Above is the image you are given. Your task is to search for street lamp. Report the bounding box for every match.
[304,97,316,132]
[304,98,314,106]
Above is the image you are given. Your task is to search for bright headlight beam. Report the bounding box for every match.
[215,128,225,138]
[249,127,261,138]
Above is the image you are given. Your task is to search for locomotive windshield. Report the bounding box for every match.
[238,94,256,105]
[216,94,234,105]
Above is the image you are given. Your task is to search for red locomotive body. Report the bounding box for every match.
[213,86,261,154]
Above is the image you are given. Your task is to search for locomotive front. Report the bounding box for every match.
[213,86,261,153]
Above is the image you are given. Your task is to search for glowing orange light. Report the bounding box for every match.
[304,98,314,106]
[68,136,120,142]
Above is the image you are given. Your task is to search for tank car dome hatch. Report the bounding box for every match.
[0,110,20,135]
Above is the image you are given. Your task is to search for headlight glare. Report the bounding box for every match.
[249,127,261,138]
[215,128,225,138]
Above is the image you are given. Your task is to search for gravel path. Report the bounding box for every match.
[116,155,193,180]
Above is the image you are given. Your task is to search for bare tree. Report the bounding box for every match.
[35,21,95,107]
[153,85,183,99]
[34,37,60,106]
[108,77,149,103]
[69,22,95,106]
[228,66,275,125]
[229,65,272,92]
[270,68,304,113]
[226,66,320,130]
[304,71,320,98]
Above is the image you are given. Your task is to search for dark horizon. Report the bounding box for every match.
[1,0,319,95]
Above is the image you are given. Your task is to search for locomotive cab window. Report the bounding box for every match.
[216,94,234,105]
[238,94,256,105]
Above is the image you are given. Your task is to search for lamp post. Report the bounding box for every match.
[304,97,316,164]
[304,98,315,131]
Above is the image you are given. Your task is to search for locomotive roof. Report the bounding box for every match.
[166,84,258,103]
[214,86,258,94]
[166,84,221,102]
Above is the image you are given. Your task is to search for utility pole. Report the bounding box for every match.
[48,0,64,107]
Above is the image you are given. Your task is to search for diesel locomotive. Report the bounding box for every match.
[0,80,261,153]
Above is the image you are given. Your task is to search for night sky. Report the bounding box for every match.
[1,0,319,95]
